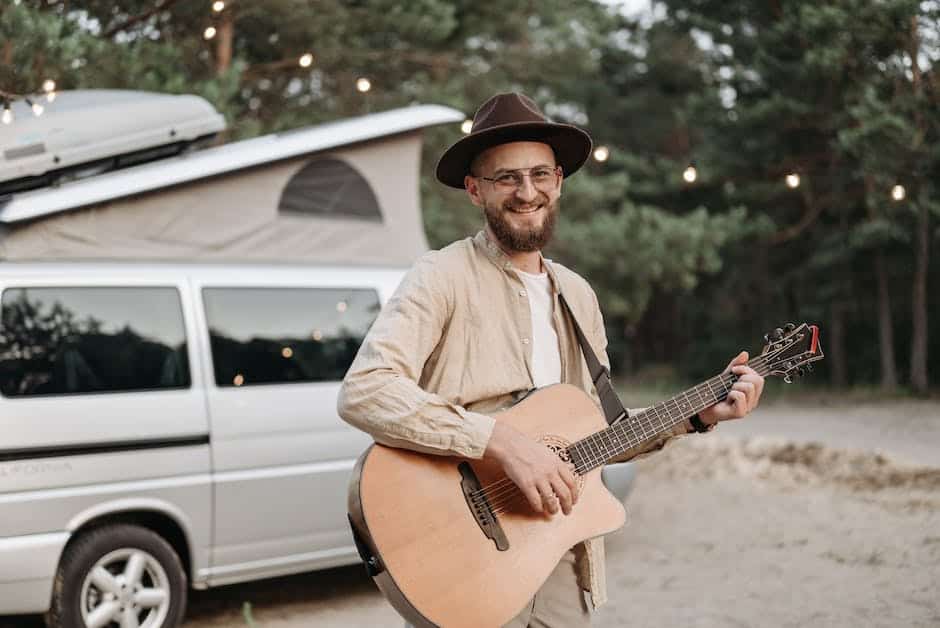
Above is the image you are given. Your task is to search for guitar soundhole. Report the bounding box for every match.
[541,435,585,494]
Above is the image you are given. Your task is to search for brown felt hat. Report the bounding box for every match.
[435,92,593,189]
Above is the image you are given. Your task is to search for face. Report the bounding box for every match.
[464,141,562,253]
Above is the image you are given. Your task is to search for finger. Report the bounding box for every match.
[727,390,747,417]
[521,481,543,513]
[725,351,749,373]
[537,481,558,514]
[558,462,579,504]
[549,474,573,515]
[732,381,756,408]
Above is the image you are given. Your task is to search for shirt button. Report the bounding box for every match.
[518,289,527,297]
[522,338,530,345]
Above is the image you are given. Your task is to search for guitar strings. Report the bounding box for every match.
[469,355,775,509]
[468,357,777,515]
[478,361,777,515]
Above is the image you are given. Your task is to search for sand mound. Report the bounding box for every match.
[639,436,940,493]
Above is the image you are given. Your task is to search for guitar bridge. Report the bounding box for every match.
[458,462,509,551]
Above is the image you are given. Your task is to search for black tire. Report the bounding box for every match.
[46,523,187,628]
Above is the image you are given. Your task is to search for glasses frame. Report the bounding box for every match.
[475,165,563,192]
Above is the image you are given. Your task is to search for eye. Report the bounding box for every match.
[531,169,555,180]
[495,174,519,186]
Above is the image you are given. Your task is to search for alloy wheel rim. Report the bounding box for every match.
[79,547,171,628]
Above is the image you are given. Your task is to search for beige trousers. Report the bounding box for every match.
[404,549,591,628]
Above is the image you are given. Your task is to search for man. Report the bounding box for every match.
[338,92,764,627]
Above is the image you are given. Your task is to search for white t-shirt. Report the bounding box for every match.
[517,268,562,388]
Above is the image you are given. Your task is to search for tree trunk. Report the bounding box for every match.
[215,9,234,76]
[874,252,898,390]
[907,17,929,394]
[910,198,929,393]
[829,302,848,387]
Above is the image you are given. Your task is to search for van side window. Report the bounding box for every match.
[0,287,190,397]
[203,287,380,387]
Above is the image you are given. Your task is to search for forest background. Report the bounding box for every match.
[3,0,938,394]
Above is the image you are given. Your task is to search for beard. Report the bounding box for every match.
[483,193,558,253]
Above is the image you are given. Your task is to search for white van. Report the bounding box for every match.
[0,261,405,626]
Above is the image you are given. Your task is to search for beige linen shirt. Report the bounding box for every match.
[338,229,686,608]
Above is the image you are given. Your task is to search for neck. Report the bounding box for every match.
[484,224,543,274]
[565,353,772,474]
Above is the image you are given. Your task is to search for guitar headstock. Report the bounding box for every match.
[760,323,824,383]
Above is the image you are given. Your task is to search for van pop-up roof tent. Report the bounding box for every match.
[0,90,464,266]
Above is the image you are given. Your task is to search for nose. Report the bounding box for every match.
[514,175,538,202]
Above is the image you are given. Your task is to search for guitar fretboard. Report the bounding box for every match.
[566,356,771,474]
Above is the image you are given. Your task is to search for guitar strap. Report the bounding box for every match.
[558,292,628,425]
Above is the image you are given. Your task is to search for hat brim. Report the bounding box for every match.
[435,121,593,189]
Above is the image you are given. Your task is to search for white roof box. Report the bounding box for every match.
[0,90,225,194]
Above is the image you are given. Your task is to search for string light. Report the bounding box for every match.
[212,0,225,12]
[26,98,44,117]
[203,26,217,40]
[460,119,473,134]
[356,77,371,93]
[2,103,11,125]
[683,164,698,183]
[299,53,314,68]
[891,184,906,201]
[42,79,57,103]
[785,173,800,188]
[593,146,610,162]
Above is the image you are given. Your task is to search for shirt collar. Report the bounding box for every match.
[473,229,561,295]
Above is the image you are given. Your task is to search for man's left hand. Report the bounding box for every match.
[699,351,764,426]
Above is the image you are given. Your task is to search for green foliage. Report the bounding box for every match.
[2,0,936,389]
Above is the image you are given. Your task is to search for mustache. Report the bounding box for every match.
[502,193,551,212]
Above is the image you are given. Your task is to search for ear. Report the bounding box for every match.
[464,175,484,208]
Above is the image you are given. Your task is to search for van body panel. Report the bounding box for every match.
[0,261,407,614]
[0,531,69,613]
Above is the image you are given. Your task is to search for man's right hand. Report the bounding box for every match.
[483,421,579,515]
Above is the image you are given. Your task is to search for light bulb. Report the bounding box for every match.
[683,164,697,183]
[785,173,800,188]
[891,184,906,201]
[356,77,371,93]
[593,146,610,162]
[212,0,225,12]
[2,107,12,125]
[30,101,44,116]
[42,79,56,93]
[461,119,473,134]
[299,53,313,68]
[203,26,217,39]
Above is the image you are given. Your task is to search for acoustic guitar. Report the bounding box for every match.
[348,323,823,627]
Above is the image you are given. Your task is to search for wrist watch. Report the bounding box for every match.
[689,413,716,433]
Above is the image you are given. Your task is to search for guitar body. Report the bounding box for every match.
[348,384,627,627]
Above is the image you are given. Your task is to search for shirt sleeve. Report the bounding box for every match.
[337,256,496,459]
[585,285,687,465]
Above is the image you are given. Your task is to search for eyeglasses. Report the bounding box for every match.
[476,166,562,192]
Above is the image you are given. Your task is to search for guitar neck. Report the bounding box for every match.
[567,355,772,474]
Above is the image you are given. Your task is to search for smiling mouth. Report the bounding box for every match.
[508,205,543,214]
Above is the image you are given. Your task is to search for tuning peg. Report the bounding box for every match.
[763,333,771,343]
[773,327,785,340]
[784,374,793,384]
[785,323,796,332]
[806,364,813,372]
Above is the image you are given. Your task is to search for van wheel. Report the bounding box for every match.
[46,523,187,628]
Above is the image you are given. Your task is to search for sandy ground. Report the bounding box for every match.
[4,400,938,627]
